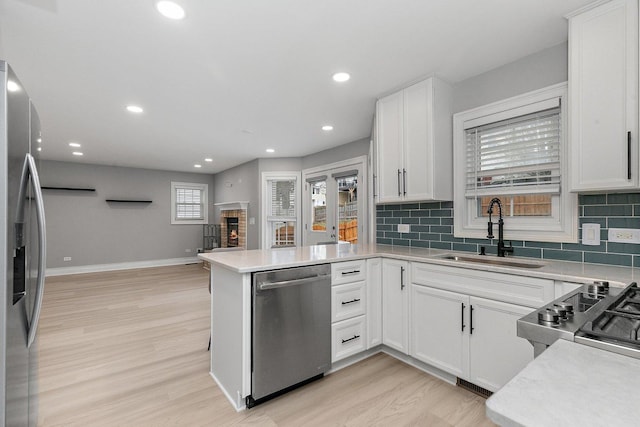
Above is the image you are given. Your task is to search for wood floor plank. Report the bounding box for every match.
[37,264,495,426]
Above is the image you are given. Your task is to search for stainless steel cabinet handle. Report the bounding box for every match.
[341,298,361,305]
[16,154,47,348]
[403,169,407,196]
[373,174,377,198]
[341,270,360,276]
[258,274,330,291]
[628,131,632,180]
[341,334,360,344]
[461,303,466,332]
[400,266,405,290]
[397,169,402,196]
[470,305,474,335]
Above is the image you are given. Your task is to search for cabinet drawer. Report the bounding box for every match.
[332,315,367,362]
[332,260,366,285]
[412,262,554,308]
[332,281,366,323]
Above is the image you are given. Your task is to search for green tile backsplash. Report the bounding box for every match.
[375,193,640,268]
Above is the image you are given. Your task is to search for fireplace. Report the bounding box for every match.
[226,217,239,247]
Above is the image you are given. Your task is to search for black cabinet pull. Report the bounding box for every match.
[341,270,360,276]
[470,305,474,335]
[403,169,407,196]
[628,131,632,180]
[397,169,402,196]
[461,303,466,332]
[341,334,360,344]
[400,266,405,290]
[341,298,361,305]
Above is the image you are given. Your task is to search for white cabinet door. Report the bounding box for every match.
[410,285,468,378]
[376,91,404,203]
[366,258,382,348]
[403,79,431,201]
[382,259,409,353]
[468,296,534,392]
[569,0,639,191]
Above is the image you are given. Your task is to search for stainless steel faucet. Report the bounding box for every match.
[487,198,514,257]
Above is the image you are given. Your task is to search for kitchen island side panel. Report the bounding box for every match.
[210,265,251,410]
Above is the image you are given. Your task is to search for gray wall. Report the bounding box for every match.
[452,42,568,112]
[41,160,214,268]
[301,138,370,169]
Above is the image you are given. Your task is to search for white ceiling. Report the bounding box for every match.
[0,0,595,174]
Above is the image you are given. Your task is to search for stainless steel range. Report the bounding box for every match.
[518,281,640,358]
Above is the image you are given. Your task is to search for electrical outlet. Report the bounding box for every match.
[63,256,72,262]
[197,248,203,253]
[608,228,640,244]
[185,248,192,253]
[398,224,411,233]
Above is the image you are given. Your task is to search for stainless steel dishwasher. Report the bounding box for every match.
[248,263,331,407]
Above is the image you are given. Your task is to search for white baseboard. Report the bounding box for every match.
[45,257,201,277]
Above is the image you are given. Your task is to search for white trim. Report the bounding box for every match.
[453,83,578,243]
[209,371,245,411]
[45,257,200,277]
[215,201,250,211]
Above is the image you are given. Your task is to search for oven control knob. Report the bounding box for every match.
[554,302,574,316]
[538,310,560,325]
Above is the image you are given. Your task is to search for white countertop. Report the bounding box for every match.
[198,243,640,285]
[486,339,640,427]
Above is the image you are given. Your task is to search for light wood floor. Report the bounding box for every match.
[37,263,495,426]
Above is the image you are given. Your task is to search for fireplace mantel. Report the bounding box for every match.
[215,201,249,211]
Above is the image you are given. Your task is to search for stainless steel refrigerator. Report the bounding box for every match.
[1,61,47,427]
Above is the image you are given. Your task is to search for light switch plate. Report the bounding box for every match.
[398,224,410,233]
[582,223,600,246]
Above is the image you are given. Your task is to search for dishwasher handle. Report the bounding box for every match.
[258,274,330,291]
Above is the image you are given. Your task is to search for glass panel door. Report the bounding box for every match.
[337,175,358,244]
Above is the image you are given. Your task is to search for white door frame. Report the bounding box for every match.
[302,155,369,246]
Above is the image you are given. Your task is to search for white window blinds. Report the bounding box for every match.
[465,104,561,198]
[269,179,296,218]
[175,187,203,220]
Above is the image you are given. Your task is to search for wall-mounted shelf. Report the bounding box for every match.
[105,199,152,203]
[41,186,96,192]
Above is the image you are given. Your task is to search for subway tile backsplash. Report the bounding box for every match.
[375,193,640,268]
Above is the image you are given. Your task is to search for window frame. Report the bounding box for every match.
[170,181,208,225]
[261,171,301,249]
[453,83,578,243]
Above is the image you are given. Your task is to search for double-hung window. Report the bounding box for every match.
[453,83,577,243]
[171,182,208,225]
[262,172,301,248]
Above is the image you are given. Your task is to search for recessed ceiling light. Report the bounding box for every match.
[332,72,350,82]
[156,1,185,20]
[72,152,83,156]
[204,158,213,162]
[266,148,275,153]
[194,164,202,168]
[126,105,144,113]
[37,138,42,143]
[322,125,334,131]
[37,147,42,152]
[7,80,20,92]
[69,142,81,148]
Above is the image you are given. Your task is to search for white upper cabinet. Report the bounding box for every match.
[568,0,639,191]
[375,77,453,203]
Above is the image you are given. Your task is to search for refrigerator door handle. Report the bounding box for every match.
[16,153,47,348]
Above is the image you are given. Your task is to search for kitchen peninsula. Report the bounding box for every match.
[199,243,640,411]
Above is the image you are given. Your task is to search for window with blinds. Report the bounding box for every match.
[452,83,578,243]
[171,182,208,224]
[266,177,298,247]
[465,106,561,198]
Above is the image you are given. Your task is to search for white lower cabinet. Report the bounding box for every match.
[410,272,537,391]
[366,258,382,348]
[410,285,468,378]
[382,259,409,353]
[332,315,367,362]
[331,281,366,323]
[467,296,534,391]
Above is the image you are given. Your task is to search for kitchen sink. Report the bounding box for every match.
[436,254,546,269]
